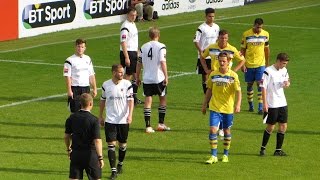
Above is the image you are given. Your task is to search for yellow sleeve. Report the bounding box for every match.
[240,32,247,49]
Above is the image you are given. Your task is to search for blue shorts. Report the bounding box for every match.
[209,111,233,129]
[245,66,265,82]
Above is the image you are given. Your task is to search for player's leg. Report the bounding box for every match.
[206,111,220,164]
[157,82,170,131]
[130,52,143,105]
[256,66,265,115]
[117,124,129,174]
[142,83,154,133]
[221,113,233,162]
[245,68,255,112]
[274,106,288,156]
[104,123,118,178]
[196,58,210,94]
[260,108,277,156]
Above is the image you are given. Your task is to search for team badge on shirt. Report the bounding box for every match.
[122,34,126,39]
[64,68,69,73]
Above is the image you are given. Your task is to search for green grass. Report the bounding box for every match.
[1,0,320,179]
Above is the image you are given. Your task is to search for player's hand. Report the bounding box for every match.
[127,116,132,124]
[99,159,104,168]
[241,66,247,73]
[67,91,73,98]
[201,105,207,115]
[136,79,141,86]
[234,105,241,113]
[92,89,97,97]
[263,104,268,113]
[99,117,105,127]
[67,149,72,160]
[283,81,290,88]
[163,78,168,86]
[125,57,130,67]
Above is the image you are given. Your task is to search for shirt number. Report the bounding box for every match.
[148,48,153,60]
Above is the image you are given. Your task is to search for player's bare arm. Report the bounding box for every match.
[99,100,106,127]
[89,75,97,97]
[234,90,242,113]
[121,42,130,67]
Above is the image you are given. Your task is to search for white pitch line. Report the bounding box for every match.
[0,3,319,54]
[0,72,195,109]
[218,22,320,30]
[0,58,190,74]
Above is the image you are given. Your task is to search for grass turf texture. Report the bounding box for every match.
[0,0,320,179]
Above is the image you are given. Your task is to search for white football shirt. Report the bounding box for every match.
[193,22,219,58]
[260,65,289,108]
[63,54,95,86]
[120,20,138,51]
[101,79,134,124]
[139,41,166,84]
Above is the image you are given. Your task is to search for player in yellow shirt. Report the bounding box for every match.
[200,30,245,75]
[241,18,270,114]
[201,52,242,164]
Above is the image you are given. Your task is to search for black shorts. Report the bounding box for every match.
[120,50,138,75]
[68,86,90,113]
[104,123,129,143]
[266,106,288,125]
[143,81,167,97]
[69,150,102,179]
[196,58,211,75]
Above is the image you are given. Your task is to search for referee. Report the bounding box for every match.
[64,93,104,180]
[63,38,97,113]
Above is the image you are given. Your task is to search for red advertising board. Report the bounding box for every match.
[0,0,18,41]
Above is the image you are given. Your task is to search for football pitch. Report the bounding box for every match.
[0,0,320,179]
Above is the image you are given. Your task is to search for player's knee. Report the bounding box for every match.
[119,144,127,151]
[108,144,116,151]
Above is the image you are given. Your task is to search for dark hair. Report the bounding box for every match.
[127,7,136,14]
[277,53,289,62]
[219,29,228,36]
[111,64,124,72]
[75,38,86,45]
[254,18,264,25]
[205,8,215,15]
[80,93,92,108]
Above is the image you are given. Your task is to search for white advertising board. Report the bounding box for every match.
[18,0,244,38]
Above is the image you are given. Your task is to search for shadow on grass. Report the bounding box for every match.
[0,167,67,175]
[233,128,320,136]
[0,121,63,129]
[4,150,65,156]
[0,134,61,141]
[128,127,207,134]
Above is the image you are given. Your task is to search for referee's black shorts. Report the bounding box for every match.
[120,50,138,75]
[68,86,90,113]
[69,150,102,179]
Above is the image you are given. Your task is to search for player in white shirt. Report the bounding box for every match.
[63,38,97,113]
[259,53,290,156]
[99,64,134,179]
[136,27,170,133]
[193,8,219,94]
[120,7,143,105]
